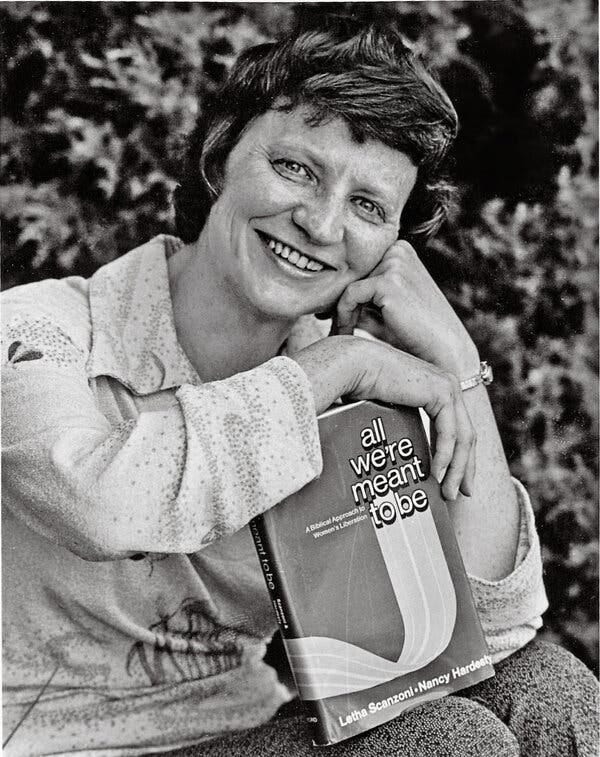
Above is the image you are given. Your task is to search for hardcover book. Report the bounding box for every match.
[251,400,494,746]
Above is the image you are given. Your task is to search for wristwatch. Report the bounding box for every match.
[459,361,493,391]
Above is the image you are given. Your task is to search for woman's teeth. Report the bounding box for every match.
[267,238,324,272]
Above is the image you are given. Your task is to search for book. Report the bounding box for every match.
[251,400,494,746]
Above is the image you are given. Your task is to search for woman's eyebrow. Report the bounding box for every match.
[353,178,404,214]
[358,164,417,210]
[269,139,327,171]
[356,179,398,202]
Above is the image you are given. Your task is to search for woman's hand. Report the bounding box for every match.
[303,245,522,582]
[292,336,475,501]
[333,240,480,378]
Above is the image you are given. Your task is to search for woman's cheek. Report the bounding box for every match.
[346,228,393,277]
[258,178,307,215]
[234,163,299,217]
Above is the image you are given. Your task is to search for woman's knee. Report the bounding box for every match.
[467,639,599,757]
[195,699,520,757]
[527,639,598,696]
[369,696,520,757]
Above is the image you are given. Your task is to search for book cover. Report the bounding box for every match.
[251,400,494,746]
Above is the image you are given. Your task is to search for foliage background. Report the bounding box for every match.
[1,1,598,673]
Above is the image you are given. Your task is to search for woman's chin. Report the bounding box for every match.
[239,283,328,324]
[238,256,338,323]
[249,295,317,323]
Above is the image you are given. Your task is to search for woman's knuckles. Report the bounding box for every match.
[435,373,459,402]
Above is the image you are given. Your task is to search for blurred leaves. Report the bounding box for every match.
[1,0,597,672]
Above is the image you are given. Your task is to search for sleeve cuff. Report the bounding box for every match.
[174,355,323,547]
[262,355,324,484]
[468,478,549,661]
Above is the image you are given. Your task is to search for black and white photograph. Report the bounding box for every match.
[1,2,598,755]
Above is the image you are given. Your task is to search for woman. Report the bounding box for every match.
[2,19,597,757]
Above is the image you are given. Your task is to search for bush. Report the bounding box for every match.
[2,0,597,672]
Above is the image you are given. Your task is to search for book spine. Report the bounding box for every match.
[250,512,338,744]
[308,699,337,746]
[249,513,304,642]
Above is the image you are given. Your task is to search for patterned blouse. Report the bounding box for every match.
[2,235,547,756]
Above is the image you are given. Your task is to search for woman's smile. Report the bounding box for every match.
[198,107,417,322]
[255,230,333,274]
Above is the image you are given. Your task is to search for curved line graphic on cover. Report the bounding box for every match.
[285,488,457,700]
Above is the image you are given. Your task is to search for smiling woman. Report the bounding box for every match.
[2,13,597,757]
[171,109,418,338]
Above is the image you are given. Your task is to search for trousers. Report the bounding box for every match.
[160,640,598,757]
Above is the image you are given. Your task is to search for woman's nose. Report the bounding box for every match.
[291,193,345,246]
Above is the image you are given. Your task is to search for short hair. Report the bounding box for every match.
[173,19,458,245]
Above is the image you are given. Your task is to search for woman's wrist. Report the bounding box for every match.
[291,335,364,414]
[429,336,481,382]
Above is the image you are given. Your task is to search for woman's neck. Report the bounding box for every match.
[168,241,293,382]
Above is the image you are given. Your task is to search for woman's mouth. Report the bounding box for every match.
[256,232,332,273]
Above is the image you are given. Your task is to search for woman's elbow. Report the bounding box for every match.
[62,525,136,561]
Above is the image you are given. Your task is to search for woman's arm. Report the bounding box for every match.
[448,384,520,581]
[292,334,476,503]
[2,301,322,560]
[333,240,521,581]
[2,287,472,563]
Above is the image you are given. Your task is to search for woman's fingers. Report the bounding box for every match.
[404,367,475,502]
[294,337,476,499]
[334,278,382,335]
[334,240,481,377]
[460,426,477,497]
[438,391,476,500]
[427,393,457,488]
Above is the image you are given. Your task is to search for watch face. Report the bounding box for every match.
[481,362,493,385]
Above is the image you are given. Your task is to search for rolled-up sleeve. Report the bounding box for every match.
[468,478,549,661]
[2,310,322,560]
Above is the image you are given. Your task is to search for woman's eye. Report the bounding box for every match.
[353,197,384,221]
[272,159,311,180]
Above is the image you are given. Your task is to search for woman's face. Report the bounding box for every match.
[201,107,417,322]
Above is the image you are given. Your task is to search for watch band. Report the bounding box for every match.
[459,361,493,391]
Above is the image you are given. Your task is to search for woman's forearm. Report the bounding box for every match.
[448,383,521,581]
[2,305,323,559]
[296,333,522,581]
[418,328,522,581]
